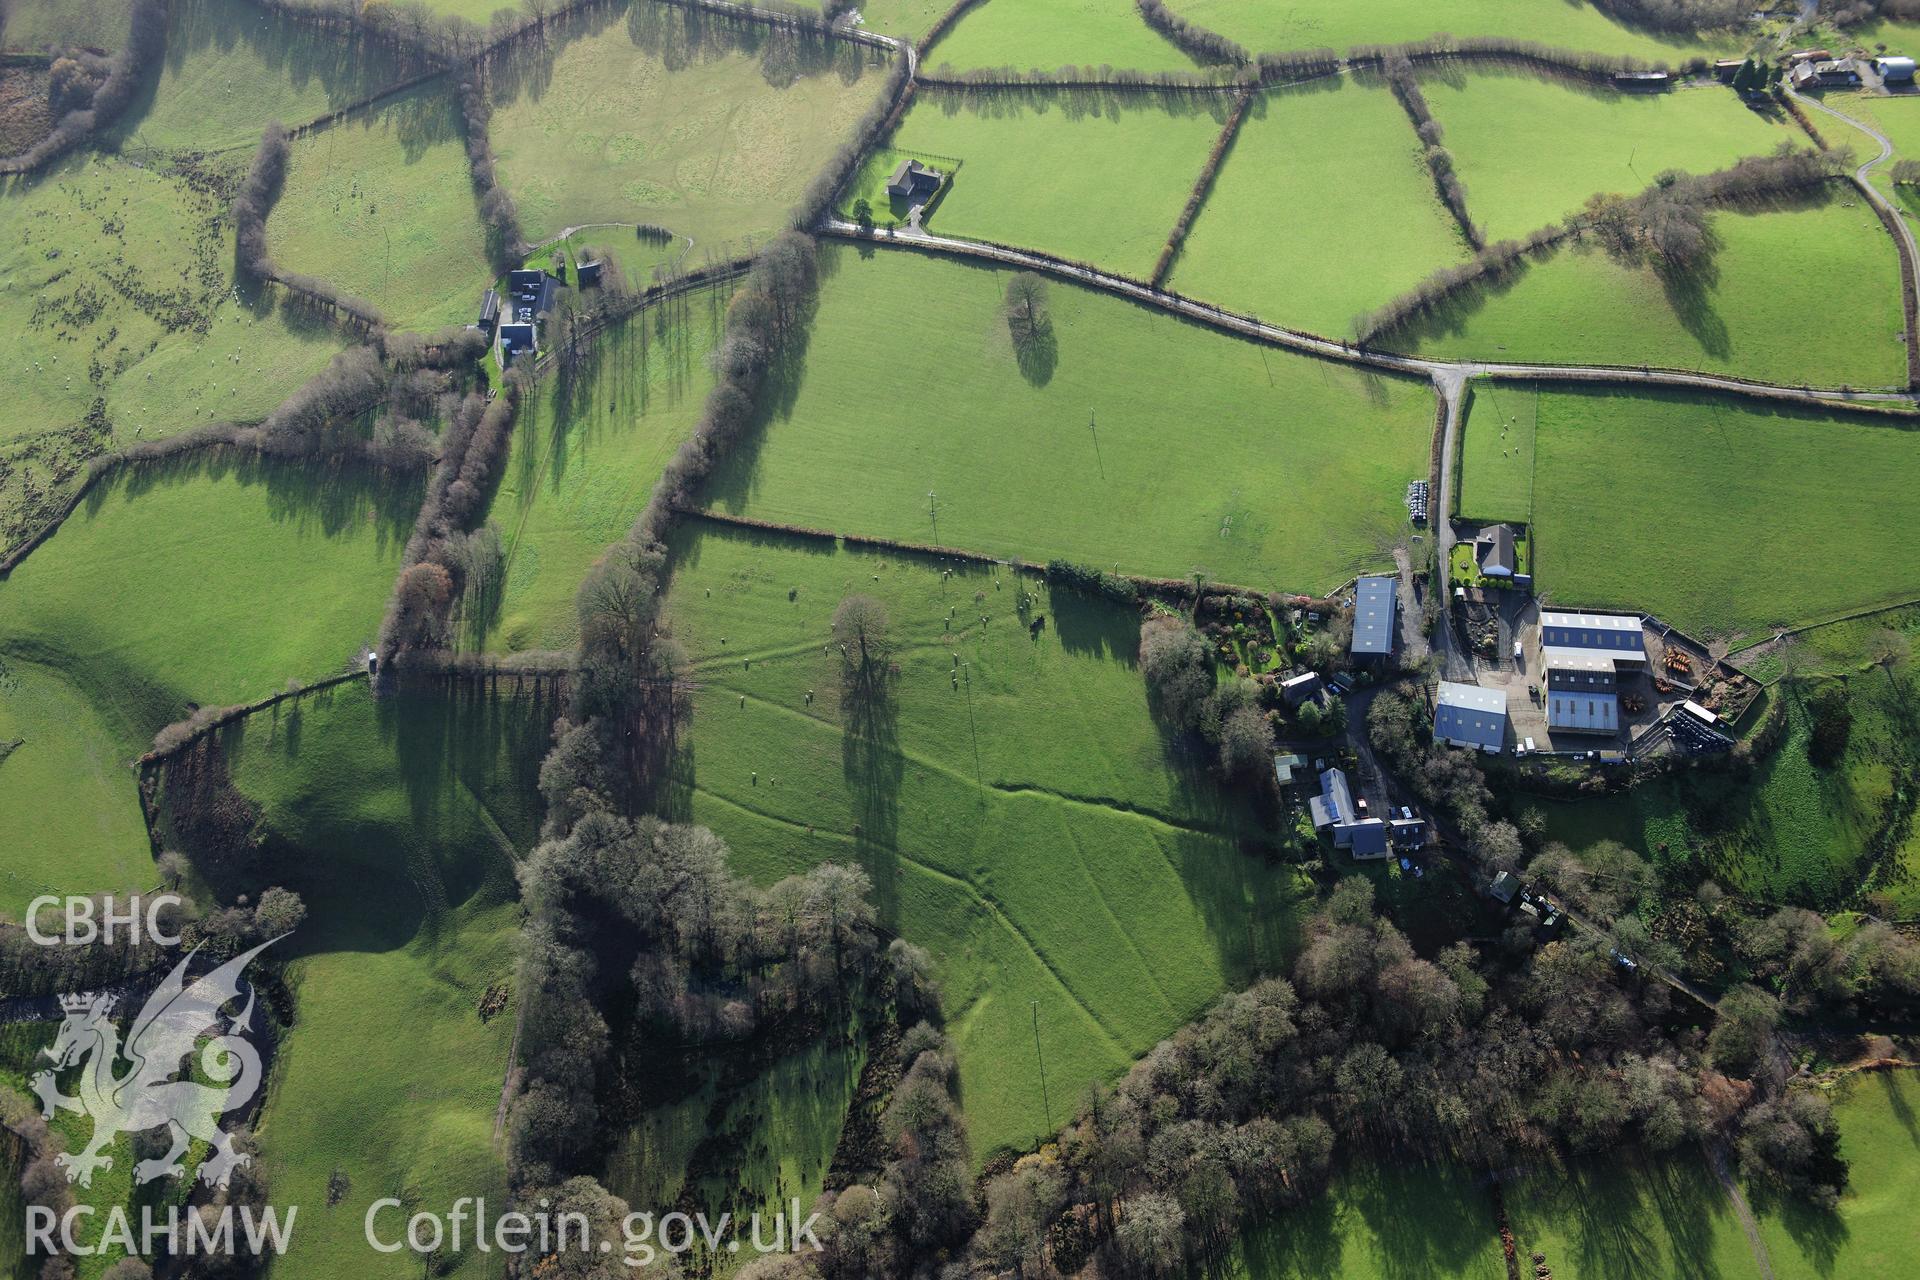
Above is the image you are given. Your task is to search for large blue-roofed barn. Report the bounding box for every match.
[1350,576,1397,661]
[1435,681,1508,753]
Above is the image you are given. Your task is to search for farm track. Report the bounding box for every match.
[1792,88,1920,365]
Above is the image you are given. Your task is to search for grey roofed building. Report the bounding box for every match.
[1548,689,1621,734]
[477,288,499,332]
[1476,524,1516,578]
[1489,870,1520,904]
[1350,575,1397,657]
[1308,766,1355,832]
[885,159,943,199]
[1389,816,1428,848]
[1539,611,1645,665]
[1308,768,1389,858]
[1434,681,1508,752]
[1346,819,1389,859]
[576,258,604,288]
[1879,55,1917,81]
[1272,752,1307,788]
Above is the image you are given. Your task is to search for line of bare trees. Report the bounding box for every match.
[379,380,522,658]
[0,0,165,173]
[1384,57,1483,250]
[1150,88,1252,287]
[1346,35,1676,82]
[457,70,528,272]
[1353,146,1847,343]
[794,47,911,228]
[918,63,1243,89]
[1135,0,1248,66]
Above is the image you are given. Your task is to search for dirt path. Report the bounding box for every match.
[1709,1141,1778,1280]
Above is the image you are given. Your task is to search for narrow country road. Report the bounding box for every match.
[819,221,1919,406]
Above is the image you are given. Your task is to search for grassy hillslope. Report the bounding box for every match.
[892,88,1228,277]
[488,4,888,252]
[225,683,549,1280]
[110,0,414,153]
[0,659,152,920]
[925,0,1203,74]
[0,454,417,745]
[1166,78,1472,338]
[1425,73,1796,241]
[268,84,490,331]
[0,151,344,447]
[1,0,133,51]
[1395,188,1908,388]
[705,245,1432,593]
[660,524,1309,1159]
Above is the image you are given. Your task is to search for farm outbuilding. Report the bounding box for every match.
[1435,681,1508,752]
[1878,56,1917,83]
[886,159,943,199]
[1539,611,1645,667]
[1350,575,1397,658]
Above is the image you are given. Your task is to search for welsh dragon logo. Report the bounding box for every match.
[29,939,276,1189]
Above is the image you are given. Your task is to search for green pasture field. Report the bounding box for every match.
[924,0,1203,74]
[268,84,491,331]
[1165,78,1472,338]
[0,453,417,746]
[1487,386,1920,643]
[474,282,727,653]
[705,245,1433,593]
[1756,1070,1920,1280]
[1225,1162,1503,1279]
[0,150,343,457]
[220,682,550,1280]
[892,87,1229,277]
[1423,72,1796,241]
[1456,379,1535,523]
[0,0,132,51]
[110,0,415,153]
[1162,0,1731,62]
[658,523,1310,1159]
[844,0,950,39]
[1503,1150,1764,1279]
[0,659,152,921]
[1539,678,1905,905]
[487,5,888,253]
[1394,186,1908,388]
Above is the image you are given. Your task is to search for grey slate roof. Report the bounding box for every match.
[1350,576,1397,656]
[1434,681,1508,751]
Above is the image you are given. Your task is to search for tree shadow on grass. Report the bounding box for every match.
[842,662,903,931]
[101,444,422,556]
[1012,316,1058,386]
